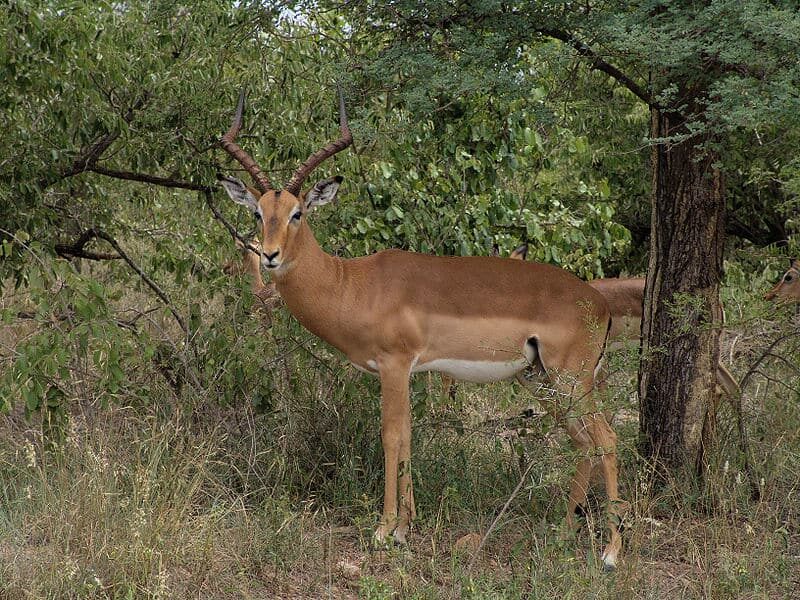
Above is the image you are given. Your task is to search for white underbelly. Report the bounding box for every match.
[412,358,528,383]
[351,359,379,375]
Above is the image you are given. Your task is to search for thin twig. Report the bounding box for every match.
[464,460,535,574]
[738,329,800,391]
[88,229,188,336]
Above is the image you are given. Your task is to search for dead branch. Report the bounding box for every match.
[86,229,188,336]
[55,229,122,261]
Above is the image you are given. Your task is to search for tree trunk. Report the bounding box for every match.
[638,107,725,473]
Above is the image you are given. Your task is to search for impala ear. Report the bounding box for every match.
[510,243,529,261]
[303,176,343,210]
[218,175,260,213]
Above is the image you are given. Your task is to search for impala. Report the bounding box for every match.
[764,259,800,303]
[223,237,281,327]
[217,89,627,568]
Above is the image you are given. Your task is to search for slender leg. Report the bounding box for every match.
[564,410,624,569]
[517,345,626,570]
[374,357,414,545]
[395,389,415,543]
[586,413,625,570]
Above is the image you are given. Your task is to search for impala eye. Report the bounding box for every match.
[786,274,794,282]
[291,210,302,222]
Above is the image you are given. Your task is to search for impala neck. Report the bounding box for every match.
[244,254,266,293]
[271,220,342,302]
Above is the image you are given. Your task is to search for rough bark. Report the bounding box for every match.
[638,107,725,472]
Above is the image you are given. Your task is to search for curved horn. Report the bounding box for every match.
[220,91,273,194]
[285,85,353,197]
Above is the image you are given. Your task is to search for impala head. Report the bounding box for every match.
[764,258,800,303]
[219,175,342,271]
[218,88,352,272]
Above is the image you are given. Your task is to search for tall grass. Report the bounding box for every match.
[1,257,798,598]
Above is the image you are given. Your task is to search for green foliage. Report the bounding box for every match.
[1,243,130,412]
[333,90,630,275]
[1,2,799,596]
[337,0,800,252]
[0,0,644,421]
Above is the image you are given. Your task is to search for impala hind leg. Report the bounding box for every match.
[516,359,626,570]
[564,410,625,570]
[374,359,415,545]
[555,341,626,570]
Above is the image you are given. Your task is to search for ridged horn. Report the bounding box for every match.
[219,90,273,194]
[285,85,352,196]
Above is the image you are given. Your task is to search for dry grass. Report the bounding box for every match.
[1,258,799,598]
[0,367,797,599]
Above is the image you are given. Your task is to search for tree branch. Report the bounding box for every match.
[63,163,258,258]
[89,166,211,192]
[537,28,655,107]
[86,228,189,336]
[69,156,260,256]
[55,229,122,261]
[86,168,260,256]
[38,93,151,190]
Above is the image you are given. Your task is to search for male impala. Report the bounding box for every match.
[217,90,627,568]
[764,259,800,303]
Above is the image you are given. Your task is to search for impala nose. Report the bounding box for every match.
[263,249,280,267]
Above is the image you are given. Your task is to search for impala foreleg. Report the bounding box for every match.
[375,359,414,545]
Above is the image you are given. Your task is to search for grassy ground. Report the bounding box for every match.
[1,261,799,598]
